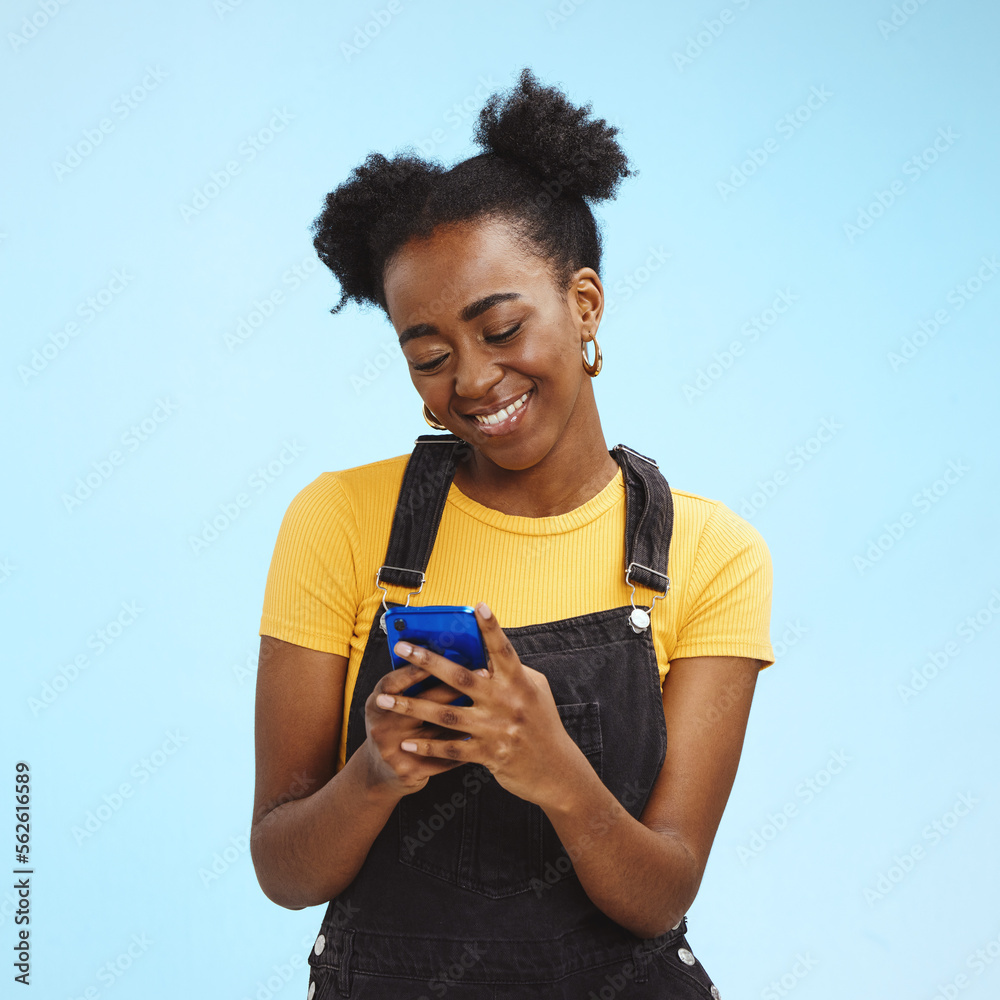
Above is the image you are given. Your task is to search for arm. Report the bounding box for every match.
[250,635,483,909]
[386,611,764,938]
[249,636,400,910]
[541,654,761,938]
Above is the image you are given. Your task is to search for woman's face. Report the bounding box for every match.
[382,216,603,472]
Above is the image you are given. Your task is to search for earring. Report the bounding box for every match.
[422,403,447,430]
[582,334,602,377]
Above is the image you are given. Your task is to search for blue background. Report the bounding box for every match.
[4,1,999,997]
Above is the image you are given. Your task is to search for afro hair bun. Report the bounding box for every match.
[472,67,635,202]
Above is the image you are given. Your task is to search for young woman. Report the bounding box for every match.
[252,68,774,1000]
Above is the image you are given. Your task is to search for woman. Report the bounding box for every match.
[252,67,774,999]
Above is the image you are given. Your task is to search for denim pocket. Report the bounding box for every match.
[397,701,603,898]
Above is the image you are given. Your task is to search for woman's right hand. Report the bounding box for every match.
[363,663,489,797]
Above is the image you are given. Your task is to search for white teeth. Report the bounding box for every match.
[473,391,529,425]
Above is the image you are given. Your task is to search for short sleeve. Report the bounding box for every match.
[672,503,775,669]
[258,474,361,657]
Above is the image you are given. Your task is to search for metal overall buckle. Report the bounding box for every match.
[375,565,425,634]
[625,561,669,633]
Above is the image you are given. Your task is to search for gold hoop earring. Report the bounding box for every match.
[422,403,447,430]
[582,335,602,377]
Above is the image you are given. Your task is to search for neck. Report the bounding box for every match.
[452,385,620,518]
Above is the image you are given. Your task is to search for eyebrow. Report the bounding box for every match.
[397,292,523,347]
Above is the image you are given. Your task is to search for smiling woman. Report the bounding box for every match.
[252,67,775,1000]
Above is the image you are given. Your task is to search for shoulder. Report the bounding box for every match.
[278,453,410,536]
[670,487,772,568]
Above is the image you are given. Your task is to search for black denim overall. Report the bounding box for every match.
[306,434,721,1000]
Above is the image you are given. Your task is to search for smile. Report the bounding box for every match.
[466,390,532,432]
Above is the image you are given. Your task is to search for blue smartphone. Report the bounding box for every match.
[383,605,488,707]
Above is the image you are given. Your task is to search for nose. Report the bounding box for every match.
[453,342,503,400]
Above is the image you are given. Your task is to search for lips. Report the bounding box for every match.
[466,390,531,426]
[461,389,533,436]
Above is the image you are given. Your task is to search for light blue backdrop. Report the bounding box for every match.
[4,1,999,998]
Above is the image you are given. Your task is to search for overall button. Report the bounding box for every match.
[678,947,696,966]
[313,933,326,956]
[711,986,721,999]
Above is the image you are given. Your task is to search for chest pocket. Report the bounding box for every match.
[397,701,603,898]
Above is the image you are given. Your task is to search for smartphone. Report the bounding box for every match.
[383,605,488,707]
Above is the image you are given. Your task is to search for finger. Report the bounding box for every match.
[380,663,433,695]
[393,640,480,699]
[473,602,519,677]
[375,689,473,732]
[400,736,472,761]
[416,666,490,703]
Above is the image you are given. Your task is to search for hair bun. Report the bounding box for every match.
[472,67,634,202]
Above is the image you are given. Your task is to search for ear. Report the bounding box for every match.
[569,268,604,333]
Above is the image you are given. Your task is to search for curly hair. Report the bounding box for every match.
[310,67,636,319]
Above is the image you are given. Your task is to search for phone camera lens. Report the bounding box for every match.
[394,619,407,631]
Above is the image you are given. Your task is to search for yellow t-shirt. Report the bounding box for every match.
[259,453,775,773]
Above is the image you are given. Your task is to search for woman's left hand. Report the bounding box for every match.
[375,603,581,808]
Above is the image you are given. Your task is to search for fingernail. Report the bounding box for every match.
[476,668,489,676]
[401,741,417,752]
[477,602,492,619]
[376,693,394,708]
[395,641,412,656]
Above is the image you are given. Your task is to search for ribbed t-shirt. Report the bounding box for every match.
[259,453,775,773]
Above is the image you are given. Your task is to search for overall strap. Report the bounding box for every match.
[374,436,673,601]
[611,443,674,598]
[375,433,470,596]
